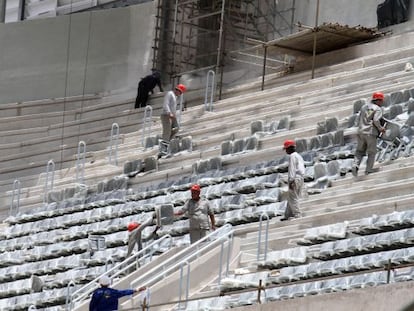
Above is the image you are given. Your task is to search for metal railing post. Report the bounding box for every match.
[76,141,86,184]
[176,93,184,127]
[386,259,392,283]
[178,261,190,310]
[10,179,21,216]
[216,234,233,286]
[105,258,114,272]
[204,70,216,112]
[257,213,270,262]
[225,231,233,277]
[217,239,225,285]
[43,160,55,204]
[141,105,153,148]
[108,123,119,166]
[65,280,76,310]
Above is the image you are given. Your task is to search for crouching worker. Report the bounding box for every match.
[89,275,146,311]
[127,214,159,257]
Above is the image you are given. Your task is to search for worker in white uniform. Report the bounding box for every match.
[282,139,305,220]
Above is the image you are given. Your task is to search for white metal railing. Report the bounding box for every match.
[76,141,86,184]
[141,105,153,148]
[129,224,234,308]
[108,123,119,166]
[68,224,234,310]
[43,159,55,204]
[67,234,173,310]
[257,213,270,262]
[10,179,21,216]
[204,70,215,112]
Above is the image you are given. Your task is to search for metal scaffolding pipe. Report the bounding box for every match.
[311,0,320,79]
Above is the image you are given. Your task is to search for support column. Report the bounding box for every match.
[311,0,320,79]
[0,0,6,23]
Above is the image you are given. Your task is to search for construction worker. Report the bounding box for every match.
[175,184,216,243]
[352,91,386,176]
[282,139,305,220]
[89,275,146,311]
[160,84,186,142]
[126,214,159,257]
[135,70,163,108]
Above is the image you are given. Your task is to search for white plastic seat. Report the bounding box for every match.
[229,291,263,307]
[348,273,366,289]
[291,283,307,298]
[303,261,321,278]
[304,280,323,296]
[317,241,335,259]
[332,239,350,256]
[254,188,280,205]
[347,236,364,253]
[261,246,307,268]
[393,266,414,282]
[354,215,377,234]
[291,264,308,280]
[275,266,296,283]
[277,284,295,300]
[321,276,349,293]
[318,260,336,276]
[265,287,281,301]
[332,257,348,273]
[347,254,370,272]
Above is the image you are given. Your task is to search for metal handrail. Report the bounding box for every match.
[257,213,270,262]
[43,159,55,204]
[108,123,119,166]
[76,141,86,184]
[10,179,21,216]
[141,105,153,148]
[129,224,234,303]
[68,234,173,309]
[204,70,215,112]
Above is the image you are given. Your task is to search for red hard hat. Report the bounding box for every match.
[175,84,187,93]
[372,92,384,101]
[283,139,296,149]
[190,184,201,192]
[127,222,140,232]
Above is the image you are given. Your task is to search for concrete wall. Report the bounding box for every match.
[0,0,410,105]
[0,1,155,105]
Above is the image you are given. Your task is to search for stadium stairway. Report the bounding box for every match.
[3,30,414,310]
[1,55,410,219]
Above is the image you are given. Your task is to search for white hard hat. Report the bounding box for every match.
[99,275,111,286]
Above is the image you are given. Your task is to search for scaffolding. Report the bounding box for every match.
[152,0,296,94]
